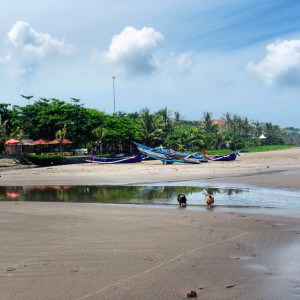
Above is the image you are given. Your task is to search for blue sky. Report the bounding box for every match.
[1,0,300,127]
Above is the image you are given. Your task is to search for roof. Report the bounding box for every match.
[31,139,48,145]
[48,138,73,144]
[4,138,20,145]
[197,118,226,127]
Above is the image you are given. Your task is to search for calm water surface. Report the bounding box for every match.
[1,185,299,209]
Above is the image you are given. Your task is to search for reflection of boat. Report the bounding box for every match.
[134,142,208,164]
[49,185,72,190]
[207,151,239,161]
[137,186,163,195]
[30,185,71,190]
[87,155,142,164]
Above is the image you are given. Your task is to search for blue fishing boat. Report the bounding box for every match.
[134,142,208,164]
[87,154,142,164]
[207,151,239,161]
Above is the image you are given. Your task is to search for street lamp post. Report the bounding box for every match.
[112,76,116,114]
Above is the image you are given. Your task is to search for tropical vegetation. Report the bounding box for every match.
[0,97,299,155]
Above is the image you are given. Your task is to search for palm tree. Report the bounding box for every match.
[92,126,108,154]
[156,107,172,141]
[264,122,284,144]
[203,112,215,133]
[0,114,7,137]
[0,114,9,153]
[138,108,163,146]
[55,124,67,155]
[252,120,263,138]
[211,129,227,150]
[233,114,244,135]
[174,111,182,125]
[9,126,23,140]
[186,126,200,151]
[241,117,251,137]
[224,112,234,132]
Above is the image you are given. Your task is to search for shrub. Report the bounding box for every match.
[23,154,62,166]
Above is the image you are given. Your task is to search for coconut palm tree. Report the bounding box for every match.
[224,112,234,132]
[211,129,227,150]
[1,114,23,142]
[138,108,163,146]
[252,120,263,138]
[0,114,7,137]
[203,112,216,133]
[55,124,67,155]
[174,111,182,125]
[156,107,172,141]
[92,126,108,154]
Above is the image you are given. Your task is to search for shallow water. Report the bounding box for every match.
[1,184,299,209]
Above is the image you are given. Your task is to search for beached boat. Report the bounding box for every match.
[207,151,239,161]
[87,154,142,164]
[134,142,208,164]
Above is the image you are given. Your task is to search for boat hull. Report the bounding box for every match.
[87,155,142,164]
[134,142,207,164]
[208,152,238,161]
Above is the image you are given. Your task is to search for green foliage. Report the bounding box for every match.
[10,98,107,147]
[137,108,164,146]
[0,103,12,123]
[103,115,141,143]
[1,95,299,155]
[23,154,62,166]
[170,125,206,152]
[283,127,300,145]
[92,126,108,154]
[202,112,216,133]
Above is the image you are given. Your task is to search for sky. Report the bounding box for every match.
[1,0,300,128]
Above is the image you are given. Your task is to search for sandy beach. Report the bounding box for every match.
[1,148,300,188]
[1,148,300,299]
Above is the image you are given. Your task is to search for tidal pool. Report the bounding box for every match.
[0,185,299,209]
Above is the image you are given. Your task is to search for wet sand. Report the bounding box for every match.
[1,202,300,300]
[0,148,300,299]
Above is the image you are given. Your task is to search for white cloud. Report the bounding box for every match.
[91,26,164,75]
[247,39,300,86]
[161,51,195,75]
[2,21,74,81]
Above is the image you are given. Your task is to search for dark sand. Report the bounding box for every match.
[1,202,300,300]
[0,148,300,299]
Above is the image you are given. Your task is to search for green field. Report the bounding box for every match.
[206,145,297,155]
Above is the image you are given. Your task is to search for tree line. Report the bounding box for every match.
[0,97,299,154]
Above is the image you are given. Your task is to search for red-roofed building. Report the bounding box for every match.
[197,118,226,129]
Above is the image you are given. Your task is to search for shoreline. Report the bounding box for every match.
[1,148,300,189]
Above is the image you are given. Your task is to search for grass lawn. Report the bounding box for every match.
[205,145,297,155]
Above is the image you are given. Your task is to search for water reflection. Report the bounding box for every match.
[0,185,299,208]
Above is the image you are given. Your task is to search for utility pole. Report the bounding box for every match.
[112,76,116,114]
[21,94,33,105]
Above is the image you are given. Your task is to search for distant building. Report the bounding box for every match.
[259,133,266,139]
[212,118,226,128]
[197,118,226,129]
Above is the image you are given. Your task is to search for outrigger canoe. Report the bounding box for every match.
[206,151,239,161]
[134,142,208,164]
[87,154,142,164]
